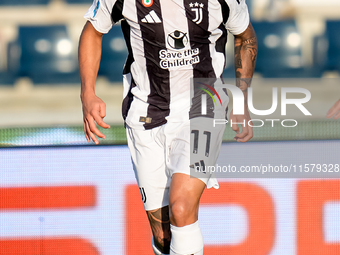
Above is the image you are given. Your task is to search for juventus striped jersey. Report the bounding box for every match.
[84,0,250,129]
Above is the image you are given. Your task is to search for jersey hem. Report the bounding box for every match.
[83,17,112,34]
[229,16,249,36]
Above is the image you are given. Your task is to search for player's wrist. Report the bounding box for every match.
[80,89,96,102]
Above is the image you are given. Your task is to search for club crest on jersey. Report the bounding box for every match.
[189,2,204,24]
[142,0,153,7]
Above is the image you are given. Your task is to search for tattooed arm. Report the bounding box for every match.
[234,22,257,102]
[230,22,257,142]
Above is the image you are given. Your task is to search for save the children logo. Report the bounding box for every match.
[167,30,188,50]
[159,48,200,69]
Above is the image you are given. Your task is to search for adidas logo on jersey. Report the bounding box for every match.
[141,10,161,23]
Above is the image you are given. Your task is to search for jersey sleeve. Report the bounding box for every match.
[224,0,250,35]
[84,0,118,34]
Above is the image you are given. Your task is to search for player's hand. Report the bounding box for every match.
[327,99,340,119]
[229,108,253,142]
[81,93,110,144]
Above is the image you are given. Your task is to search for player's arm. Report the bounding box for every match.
[327,99,340,119]
[79,21,110,145]
[230,22,257,142]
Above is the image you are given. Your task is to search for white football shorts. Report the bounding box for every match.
[126,118,225,211]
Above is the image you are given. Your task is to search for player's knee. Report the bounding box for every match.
[170,199,196,226]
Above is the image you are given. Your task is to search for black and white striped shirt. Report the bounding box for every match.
[85,0,249,129]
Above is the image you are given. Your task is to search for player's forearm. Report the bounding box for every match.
[79,21,103,100]
[234,22,257,104]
